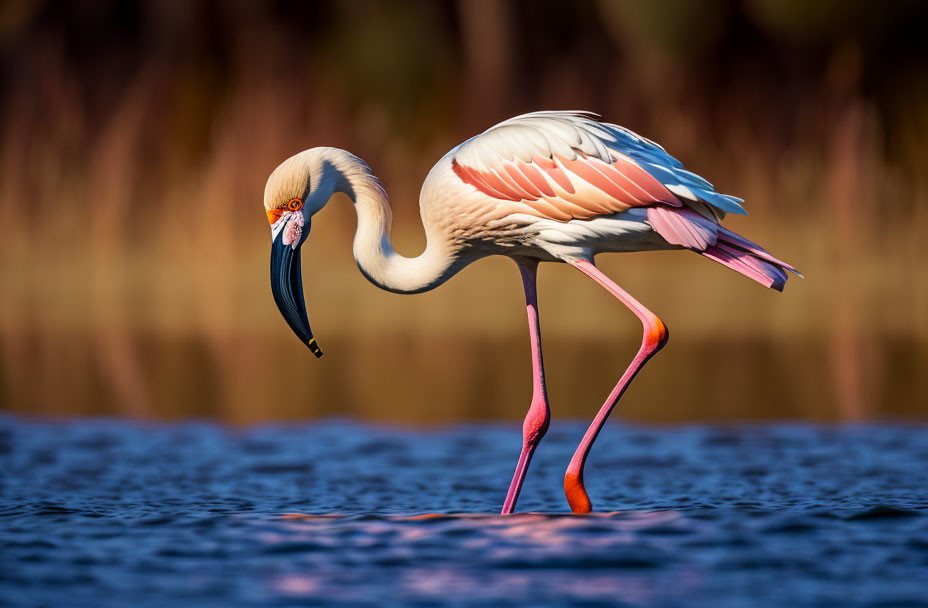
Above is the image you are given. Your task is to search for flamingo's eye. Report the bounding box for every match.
[287,198,303,212]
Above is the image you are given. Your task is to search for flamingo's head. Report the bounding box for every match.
[263,151,327,358]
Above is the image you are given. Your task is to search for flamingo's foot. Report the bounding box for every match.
[564,471,592,513]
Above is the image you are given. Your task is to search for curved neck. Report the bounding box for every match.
[312,149,459,294]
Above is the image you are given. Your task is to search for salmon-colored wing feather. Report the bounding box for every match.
[502,163,543,198]
[453,152,678,223]
[532,156,574,194]
[516,161,555,197]
[451,111,747,222]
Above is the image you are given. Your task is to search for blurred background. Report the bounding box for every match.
[0,0,926,424]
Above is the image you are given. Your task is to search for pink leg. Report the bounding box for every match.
[564,259,668,513]
[501,257,551,515]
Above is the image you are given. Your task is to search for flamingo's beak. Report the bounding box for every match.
[270,228,323,358]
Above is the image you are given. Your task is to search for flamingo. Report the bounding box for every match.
[264,111,797,514]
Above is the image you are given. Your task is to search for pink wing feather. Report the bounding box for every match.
[646,206,717,250]
[451,112,683,222]
[452,152,680,221]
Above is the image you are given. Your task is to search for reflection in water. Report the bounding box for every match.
[2,418,927,607]
[1,330,926,422]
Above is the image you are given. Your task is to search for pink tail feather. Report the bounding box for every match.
[701,242,786,291]
[647,206,798,291]
[716,226,799,274]
[701,230,796,292]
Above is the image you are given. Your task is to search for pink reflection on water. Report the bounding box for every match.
[262,511,702,604]
[272,574,323,596]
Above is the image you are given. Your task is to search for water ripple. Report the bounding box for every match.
[1,417,927,607]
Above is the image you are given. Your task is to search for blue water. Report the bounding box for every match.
[2,418,927,607]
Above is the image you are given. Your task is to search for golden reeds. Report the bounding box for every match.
[1,1,926,423]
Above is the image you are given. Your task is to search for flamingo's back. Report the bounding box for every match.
[434,111,797,289]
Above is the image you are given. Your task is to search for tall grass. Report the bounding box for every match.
[0,1,926,422]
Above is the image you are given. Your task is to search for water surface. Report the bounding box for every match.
[2,418,927,607]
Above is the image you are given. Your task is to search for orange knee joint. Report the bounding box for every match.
[644,316,669,351]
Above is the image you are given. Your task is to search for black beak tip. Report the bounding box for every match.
[306,339,324,358]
